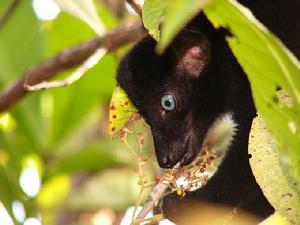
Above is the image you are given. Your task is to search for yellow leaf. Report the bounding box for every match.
[108,85,137,136]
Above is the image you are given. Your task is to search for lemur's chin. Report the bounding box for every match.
[156,113,237,169]
[179,148,196,166]
[180,112,237,167]
[171,113,238,192]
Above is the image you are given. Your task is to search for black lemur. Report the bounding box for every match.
[117,0,300,220]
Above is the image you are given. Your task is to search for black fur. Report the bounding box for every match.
[117,0,300,220]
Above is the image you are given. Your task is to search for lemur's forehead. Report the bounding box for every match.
[131,42,173,70]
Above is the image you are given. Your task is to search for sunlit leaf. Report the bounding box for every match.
[54,0,105,36]
[203,0,300,186]
[0,1,44,84]
[157,0,210,53]
[0,0,45,152]
[109,86,137,136]
[0,1,44,221]
[0,165,25,225]
[142,0,167,41]
[0,113,16,132]
[45,13,116,147]
[249,115,300,224]
[37,174,71,208]
[260,213,290,225]
[46,140,131,178]
[67,169,143,210]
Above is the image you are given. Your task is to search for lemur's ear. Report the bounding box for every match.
[172,30,210,78]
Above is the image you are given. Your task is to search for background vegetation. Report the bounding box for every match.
[0,1,147,224]
[0,0,299,225]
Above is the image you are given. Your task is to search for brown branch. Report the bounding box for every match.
[0,0,21,31]
[136,163,180,220]
[0,23,146,113]
[24,48,108,90]
[125,0,143,16]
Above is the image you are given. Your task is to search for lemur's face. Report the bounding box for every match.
[117,32,238,168]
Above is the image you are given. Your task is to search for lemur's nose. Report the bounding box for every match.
[157,153,176,168]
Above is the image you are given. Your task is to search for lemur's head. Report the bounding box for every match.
[117,16,255,168]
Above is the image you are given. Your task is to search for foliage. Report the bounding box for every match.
[54,0,106,36]
[141,0,300,224]
[0,0,299,224]
[108,85,137,136]
[249,115,300,224]
[0,0,138,224]
[142,0,167,41]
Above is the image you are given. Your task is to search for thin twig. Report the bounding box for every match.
[135,163,181,220]
[132,213,164,225]
[0,0,21,31]
[25,48,107,90]
[125,0,143,15]
[0,23,146,112]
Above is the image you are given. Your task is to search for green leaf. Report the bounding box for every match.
[49,54,116,146]
[0,0,45,152]
[46,139,131,178]
[0,165,26,225]
[54,0,105,36]
[67,169,142,210]
[37,174,71,209]
[157,0,210,53]
[44,13,116,147]
[109,85,137,136]
[0,1,45,220]
[0,1,44,84]
[45,12,95,56]
[249,116,300,224]
[142,0,167,41]
[203,0,300,187]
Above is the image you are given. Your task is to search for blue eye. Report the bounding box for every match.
[160,94,177,112]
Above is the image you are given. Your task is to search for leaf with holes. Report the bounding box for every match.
[249,115,300,225]
[156,0,210,53]
[203,0,300,186]
[109,85,137,136]
[142,0,167,41]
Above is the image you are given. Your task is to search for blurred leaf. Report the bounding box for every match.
[68,169,143,210]
[54,0,105,36]
[12,102,44,152]
[142,0,167,41]
[37,174,71,209]
[22,154,44,178]
[0,165,25,224]
[0,112,16,132]
[203,0,300,186]
[109,86,137,136]
[0,0,45,152]
[0,0,44,84]
[46,139,132,178]
[45,13,95,56]
[157,0,210,53]
[249,115,300,224]
[96,1,119,29]
[0,1,45,221]
[49,55,116,146]
[44,13,116,146]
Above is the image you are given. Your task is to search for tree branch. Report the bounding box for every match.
[0,23,146,113]
[0,0,21,31]
[24,47,108,91]
[125,0,143,15]
[136,164,180,220]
